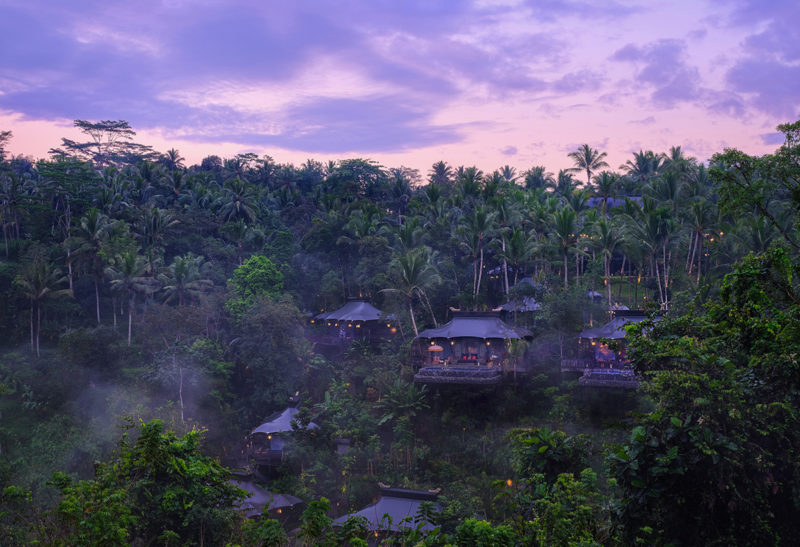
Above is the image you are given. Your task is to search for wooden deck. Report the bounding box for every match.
[578,369,639,389]
[413,364,503,385]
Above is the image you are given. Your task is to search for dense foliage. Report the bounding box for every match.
[0,118,799,544]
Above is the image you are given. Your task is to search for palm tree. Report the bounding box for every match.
[593,171,619,215]
[72,208,113,324]
[217,177,258,223]
[497,227,538,287]
[106,251,149,346]
[620,150,664,189]
[568,144,609,186]
[523,166,555,190]
[491,196,522,294]
[428,161,454,189]
[551,207,578,290]
[592,219,622,308]
[458,206,497,307]
[550,170,579,197]
[499,165,518,184]
[158,253,213,306]
[381,247,441,336]
[14,257,72,357]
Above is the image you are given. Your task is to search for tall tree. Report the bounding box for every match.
[382,247,441,336]
[14,255,72,356]
[49,120,157,168]
[568,144,609,186]
[72,209,113,324]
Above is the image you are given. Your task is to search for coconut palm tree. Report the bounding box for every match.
[523,166,555,190]
[568,144,609,186]
[458,206,497,307]
[72,208,113,324]
[158,253,213,306]
[592,219,622,308]
[106,251,149,346]
[551,207,579,290]
[14,257,72,357]
[593,171,619,216]
[381,247,441,336]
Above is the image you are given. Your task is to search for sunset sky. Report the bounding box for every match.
[1,0,798,177]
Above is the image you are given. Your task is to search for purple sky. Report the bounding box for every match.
[1,0,798,175]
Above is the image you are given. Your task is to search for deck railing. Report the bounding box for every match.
[413,365,503,385]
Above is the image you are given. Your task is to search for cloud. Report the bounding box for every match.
[716,2,800,119]
[178,95,464,153]
[726,60,800,119]
[550,70,605,93]
[611,40,702,107]
[501,145,518,156]
[760,132,785,146]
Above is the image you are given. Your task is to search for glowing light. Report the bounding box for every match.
[506,479,513,487]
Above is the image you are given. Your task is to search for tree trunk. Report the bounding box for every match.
[127,294,133,346]
[501,237,509,295]
[29,301,34,354]
[696,238,703,283]
[408,300,418,336]
[36,301,41,358]
[563,251,569,290]
[95,277,101,325]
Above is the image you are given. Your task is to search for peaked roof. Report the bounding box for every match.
[416,312,532,340]
[333,488,440,531]
[578,314,648,339]
[316,300,388,322]
[252,406,318,436]
[232,479,302,518]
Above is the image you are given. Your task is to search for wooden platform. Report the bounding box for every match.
[413,365,503,385]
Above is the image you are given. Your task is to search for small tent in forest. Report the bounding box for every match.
[311,299,396,346]
[333,487,440,533]
[248,404,318,466]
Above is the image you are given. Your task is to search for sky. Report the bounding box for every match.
[1,0,799,177]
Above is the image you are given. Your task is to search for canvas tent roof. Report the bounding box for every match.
[578,314,648,340]
[251,406,318,436]
[333,488,440,531]
[416,312,532,340]
[315,300,390,322]
[231,479,302,519]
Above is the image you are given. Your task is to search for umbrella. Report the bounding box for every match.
[427,344,444,352]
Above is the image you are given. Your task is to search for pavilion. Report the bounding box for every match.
[333,487,440,533]
[412,311,533,385]
[248,405,318,466]
[311,299,396,347]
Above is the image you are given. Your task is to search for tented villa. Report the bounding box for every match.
[412,311,533,385]
[561,310,651,389]
[310,299,396,350]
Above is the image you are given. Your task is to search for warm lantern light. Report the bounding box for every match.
[486,340,491,346]
[356,323,361,328]
[506,479,513,487]
[450,340,455,345]
[348,323,353,327]
[390,327,397,334]
[386,323,391,327]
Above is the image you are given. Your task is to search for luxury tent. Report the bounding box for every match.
[412,311,533,384]
[311,299,396,345]
[248,405,318,466]
[333,487,440,533]
[231,478,303,519]
[561,310,651,389]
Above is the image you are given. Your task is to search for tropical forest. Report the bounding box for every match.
[1,119,799,546]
